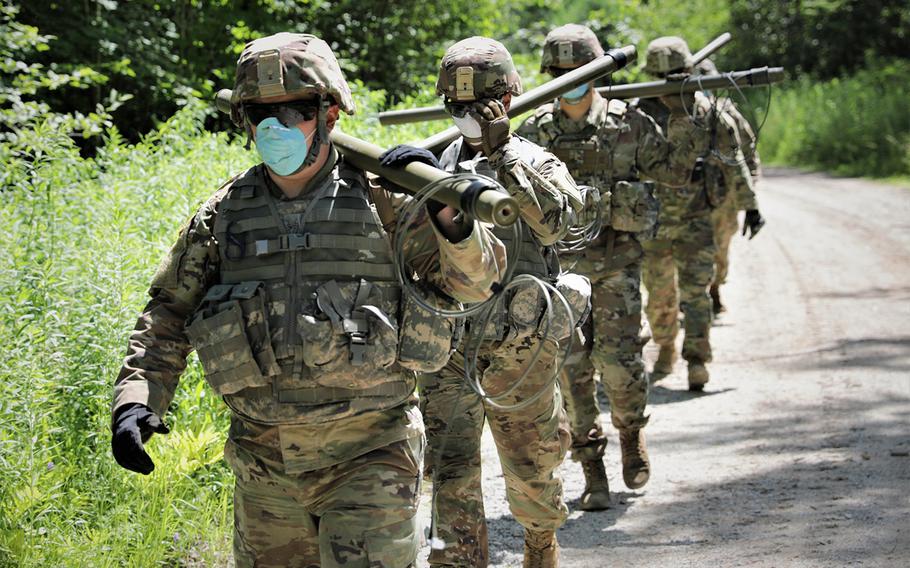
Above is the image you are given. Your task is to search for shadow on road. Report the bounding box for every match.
[485,393,909,565]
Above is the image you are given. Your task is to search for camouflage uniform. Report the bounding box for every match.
[112,33,505,568]
[421,37,582,568]
[637,37,756,387]
[694,60,762,307]
[517,24,680,476]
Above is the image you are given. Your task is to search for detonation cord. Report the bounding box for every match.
[391,171,578,552]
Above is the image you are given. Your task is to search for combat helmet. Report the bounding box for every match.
[231,32,355,165]
[436,37,523,102]
[644,36,693,76]
[540,24,605,73]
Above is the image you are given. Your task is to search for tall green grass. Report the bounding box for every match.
[0,100,251,566]
[754,61,910,178]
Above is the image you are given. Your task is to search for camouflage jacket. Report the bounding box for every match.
[636,92,757,221]
[112,148,505,470]
[516,92,677,189]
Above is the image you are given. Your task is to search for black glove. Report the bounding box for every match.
[469,98,511,156]
[742,209,765,239]
[379,144,440,169]
[111,403,169,475]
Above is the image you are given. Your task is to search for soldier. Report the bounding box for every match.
[636,37,763,390]
[695,58,765,315]
[517,24,683,509]
[420,36,584,568]
[110,32,506,568]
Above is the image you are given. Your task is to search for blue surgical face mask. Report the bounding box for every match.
[254,117,310,176]
[561,82,590,103]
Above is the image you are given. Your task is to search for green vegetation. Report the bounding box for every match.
[754,61,910,177]
[1,0,908,565]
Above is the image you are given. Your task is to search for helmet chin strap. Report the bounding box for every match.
[300,95,330,169]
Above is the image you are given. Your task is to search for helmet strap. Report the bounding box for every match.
[301,95,329,168]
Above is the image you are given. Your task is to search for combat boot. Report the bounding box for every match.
[653,344,677,376]
[710,284,725,315]
[578,458,611,510]
[619,428,650,489]
[688,362,710,391]
[523,529,559,568]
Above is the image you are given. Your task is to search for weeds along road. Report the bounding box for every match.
[418,169,910,567]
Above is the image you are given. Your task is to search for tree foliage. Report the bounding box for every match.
[12,0,500,139]
[727,0,910,78]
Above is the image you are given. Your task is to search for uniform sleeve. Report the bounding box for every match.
[375,187,507,304]
[489,139,582,246]
[112,194,222,419]
[716,110,759,211]
[722,100,761,178]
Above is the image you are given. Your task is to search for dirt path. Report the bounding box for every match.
[419,169,910,567]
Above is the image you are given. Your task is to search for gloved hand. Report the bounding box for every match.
[111,403,169,475]
[469,98,511,156]
[377,144,447,214]
[742,209,765,239]
[378,144,440,169]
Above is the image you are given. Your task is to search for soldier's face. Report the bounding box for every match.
[247,94,340,138]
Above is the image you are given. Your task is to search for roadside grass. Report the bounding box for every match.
[0,99,249,566]
[749,60,910,179]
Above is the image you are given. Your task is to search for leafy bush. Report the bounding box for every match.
[754,60,910,177]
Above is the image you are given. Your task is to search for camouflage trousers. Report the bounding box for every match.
[642,215,716,363]
[710,195,740,287]
[419,334,570,567]
[224,409,424,568]
[559,231,650,462]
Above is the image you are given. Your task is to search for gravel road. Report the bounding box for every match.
[418,169,910,567]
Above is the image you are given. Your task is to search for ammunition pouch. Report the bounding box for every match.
[608,180,659,237]
[548,272,592,341]
[186,281,280,396]
[296,279,400,389]
[703,156,729,208]
[397,285,464,373]
[473,273,592,343]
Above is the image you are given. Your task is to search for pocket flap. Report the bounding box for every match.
[202,284,233,303]
[231,280,264,300]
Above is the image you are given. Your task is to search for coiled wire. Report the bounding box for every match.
[390,171,579,551]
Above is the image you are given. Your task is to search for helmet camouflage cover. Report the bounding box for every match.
[644,36,694,75]
[231,32,355,124]
[436,36,523,102]
[540,24,605,72]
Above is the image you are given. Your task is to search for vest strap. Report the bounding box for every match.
[249,233,389,257]
[277,380,412,405]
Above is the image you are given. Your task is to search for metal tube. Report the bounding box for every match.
[214,89,519,226]
[691,32,733,66]
[379,46,636,128]
[411,45,637,152]
[596,67,785,99]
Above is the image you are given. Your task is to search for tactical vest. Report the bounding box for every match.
[185,165,415,425]
[545,103,658,236]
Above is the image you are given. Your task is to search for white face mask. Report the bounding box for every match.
[452,115,483,139]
